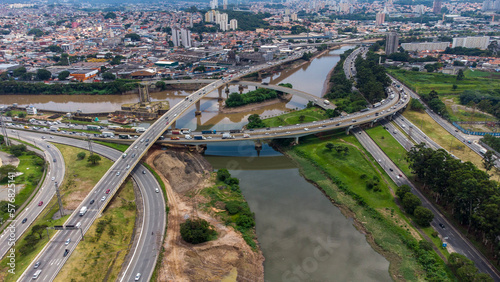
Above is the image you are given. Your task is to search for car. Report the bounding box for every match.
[101,196,106,202]
[22,218,27,224]
[53,158,56,162]
[155,188,160,193]
[286,131,291,134]
[38,201,43,206]
[378,159,381,163]
[126,164,130,169]
[142,170,146,174]
[132,154,136,158]
[90,199,95,204]
[134,145,138,149]
[398,174,402,178]
[145,143,149,146]
[51,177,55,181]
[389,168,393,172]
[135,273,141,281]
[170,136,180,140]
[140,139,144,143]
[116,172,120,176]
[65,238,71,245]
[438,223,445,229]
[41,136,46,139]
[63,249,69,257]
[34,261,41,269]
[304,128,309,131]
[47,145,50,148]
[106,189,110,194]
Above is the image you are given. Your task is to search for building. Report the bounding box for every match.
[433,0,442,14]
[385,32,399,55]
[291,13,298,21]
[229,19,238,30]
[223,0,228,9]
[130,69,157,79]
[70,69,98,81]
[210,0,218,9]
[154,60,179,68]
[482,0,500,11]
[376,12,385,26]
[401,42,450,52]
[171,28,192,48]
[26,105,37,115]
[452,36,490,50]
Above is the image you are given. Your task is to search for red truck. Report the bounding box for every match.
[172,130,181,135]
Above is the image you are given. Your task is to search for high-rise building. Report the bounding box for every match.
[385,32,399,55]
[376,12,385,26]
[452,36,490,50]
[433,0,442,14]
[211,0,218,10]
[171,28,192,48]
[223,0,228,9]
[229,19,238,30]
[482,0,500,11]
[291,13,298,21]
[205,11,213,22]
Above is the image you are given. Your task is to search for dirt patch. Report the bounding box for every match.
[146,148,264,282]
[219,94,293,114]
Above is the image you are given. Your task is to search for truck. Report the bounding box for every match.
[133,127,146,133]
[118,134,131,139]
[201,130,216,134]
[479,148,488,155]
[193,135,206,140]
[79,206,88,216]
[323,100,330,105]
[101,131,115,138]
[49,126,59,131]
[373,102,381,108]
[181,128,191,134]
[87,125,101,131]
[172,130,181,135]
[222,133,234,139]
[360,108,369,112]
[229,129,241,134]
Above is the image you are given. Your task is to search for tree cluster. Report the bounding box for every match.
[482,135,500,153]
[459,90,500,119]
[409,98,425,112]
[19,224,48,255]
[448,253,493,281]
[246,114,266,129]
[225,88,278,108]
[396,185,434,226]
[354,52,391,103]
[0,80,138,95]
[444,47,494,57]
[407,143,500,260]
[180,218,217,244]
[420,90,448,118]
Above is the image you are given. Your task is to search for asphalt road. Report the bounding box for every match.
[13,131,165,282]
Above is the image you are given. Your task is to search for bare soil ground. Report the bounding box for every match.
[145,147,264,282]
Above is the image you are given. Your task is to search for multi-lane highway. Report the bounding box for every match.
[12,132,164,282]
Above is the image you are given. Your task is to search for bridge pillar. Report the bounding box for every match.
[218,88,223,101]
[295,136,299,144]
[195,100,201,116]
[171,120,176,129]
[257,71,262,80]
[238,84,244,94]
[346,125,353,135]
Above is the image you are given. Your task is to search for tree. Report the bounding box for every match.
[452,84,458,90]
[102,72,116,80]
[456,69,465,81]
[77,152,86,160]
[58,71,70,80]
[298,115,305,122]
[217,168,230,182]
[155,81,166,90]
[124,33,141,42]
[410,99,425,111]
[247,114,266,129]
[9,144,27,157]
[414,206,434,227]
[396,184,411,200]
[12,67,27,77]
[180,218,216,244]
[87,154,101,165]
[402,192,421,214]
[482,151,495,172]
[326,143,335,151]
[104,12,117,19]
[36,69,52,80]
[18,112,26,118]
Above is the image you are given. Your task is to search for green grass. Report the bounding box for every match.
[464,69,500,79]
[284,131,453,280]
[365,126,413,177]
[441,95,498,124]
[262,107,328,127]
[93,141,130,152]
[61,119,103,126]
[388,69,500,96]
[0,148,45,223]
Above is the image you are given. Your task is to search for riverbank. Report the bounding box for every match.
[275,133,452,281]
[147,147,264,281]
[219,93,292,114]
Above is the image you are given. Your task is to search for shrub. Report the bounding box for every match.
[180,218,217,244]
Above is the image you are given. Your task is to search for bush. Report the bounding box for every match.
[180,218,217,244]
[236,214,255,230]
[414,206,434,227]
[217,169,230,182]
[77,152,86,160]
[225,201,243,215]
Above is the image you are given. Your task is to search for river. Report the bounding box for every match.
[204,142,390,281]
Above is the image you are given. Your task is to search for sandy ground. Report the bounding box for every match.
[0,151,22,201]
[145,147,264,282]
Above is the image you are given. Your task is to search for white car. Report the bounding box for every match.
[65,238,71,245]
[51,177,55,181]
[101,196,106,202]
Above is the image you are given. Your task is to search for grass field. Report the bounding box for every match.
[388,69,500,96]
[263,108,328,127]
[441,95,498,124]
[0,148,45,223]
[93,141,130,152]
[286,133,427,280]
[402,110,500,181]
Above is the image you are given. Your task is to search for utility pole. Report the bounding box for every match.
[55,182,64,218]
[0,112,11,146]
[87,137,93,155]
